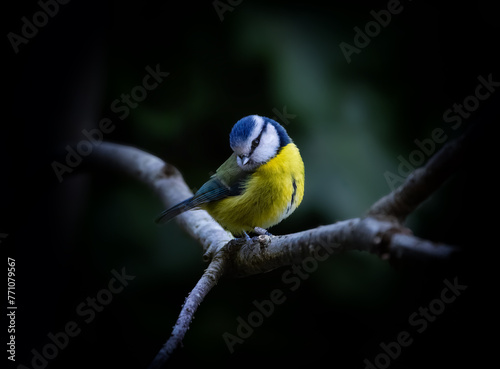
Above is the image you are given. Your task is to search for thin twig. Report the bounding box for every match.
[148,253,227,368]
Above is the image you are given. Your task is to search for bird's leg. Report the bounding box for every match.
[234,231,252,242]
[234,229,271,244]
[253,227,273,236]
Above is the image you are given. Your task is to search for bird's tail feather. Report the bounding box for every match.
[155,197,195,224]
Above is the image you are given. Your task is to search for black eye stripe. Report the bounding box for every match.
[249,123,266,156]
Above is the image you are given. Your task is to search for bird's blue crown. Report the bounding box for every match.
[230,115,291,148]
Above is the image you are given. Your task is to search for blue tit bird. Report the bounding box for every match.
[155,115,304,238]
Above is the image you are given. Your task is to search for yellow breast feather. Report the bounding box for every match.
[203,143,304,235]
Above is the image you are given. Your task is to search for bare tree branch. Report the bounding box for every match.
[367,133,469,221]
[224,217,457,277]
[89,143,234,369]
[88,142,232,258]
[87,136,464,367]
[148,254,227,368]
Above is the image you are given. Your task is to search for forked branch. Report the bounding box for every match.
[87,130,466,367]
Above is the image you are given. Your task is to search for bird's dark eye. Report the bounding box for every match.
[251,138,260,149]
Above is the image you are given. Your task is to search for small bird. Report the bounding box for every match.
[155,115,304,238]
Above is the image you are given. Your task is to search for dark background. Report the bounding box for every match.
[2,1,498,368]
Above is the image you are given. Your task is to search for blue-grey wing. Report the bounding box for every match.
[154,176,246,224]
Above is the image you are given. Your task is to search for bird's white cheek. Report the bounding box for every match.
[252,145,277,164]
